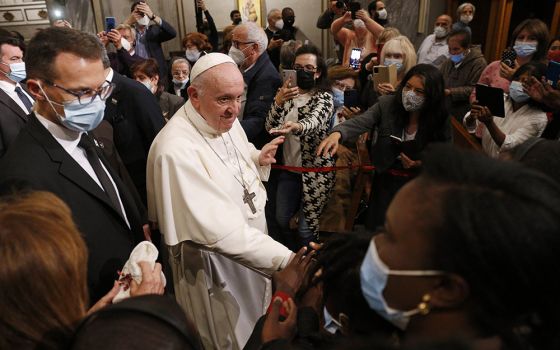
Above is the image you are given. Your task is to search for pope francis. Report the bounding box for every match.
[147,53,294,349]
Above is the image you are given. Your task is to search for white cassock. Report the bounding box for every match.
[147,100,293,350]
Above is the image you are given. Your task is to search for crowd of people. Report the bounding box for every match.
[1,0,560,349]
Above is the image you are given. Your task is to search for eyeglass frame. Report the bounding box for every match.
[43,80,115,105]
[293,64,318,73]
[231,40,255,49]
[333,80,354,91]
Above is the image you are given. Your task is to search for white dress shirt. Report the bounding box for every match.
[36,112,130,227]
[417,33,450,68]
[464,97,548,158]
[0,80,34,114]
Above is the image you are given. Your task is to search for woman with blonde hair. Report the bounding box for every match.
[377,35,417,95]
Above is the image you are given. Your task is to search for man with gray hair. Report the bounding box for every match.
[229,21,282,149]
[147,53,293,350]
[452,2,475,34]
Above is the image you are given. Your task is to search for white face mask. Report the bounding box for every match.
[228,45,250,66]
[377,8,388,20]
[434,26,448,39]
[185,48,201,62]
[460,14,473,24]
[360,239,444,330]
[137,15,150,26]
[275,19,284,31]
[121,37,131,52]
[353,19,366,29]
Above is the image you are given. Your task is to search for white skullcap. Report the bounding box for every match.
[190,53,237,82]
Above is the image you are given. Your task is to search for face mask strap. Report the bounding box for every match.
[37,82,65,119]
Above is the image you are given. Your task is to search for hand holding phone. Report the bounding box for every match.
[501,48,517,69]
[348,2,361,19]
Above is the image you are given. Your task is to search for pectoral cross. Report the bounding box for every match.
[243,187,257,214]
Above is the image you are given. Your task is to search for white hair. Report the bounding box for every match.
[457,2,475,16]
[238,22,268,55]
[267,8,280,21]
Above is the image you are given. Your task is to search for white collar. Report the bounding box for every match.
[105,68,115,83]
[0,79,18,91]
[183,99,221,137]
[35,111,82,154]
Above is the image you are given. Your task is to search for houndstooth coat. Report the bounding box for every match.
[266,90,336,234]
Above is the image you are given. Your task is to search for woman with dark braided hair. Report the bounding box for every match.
[360,144,560,349]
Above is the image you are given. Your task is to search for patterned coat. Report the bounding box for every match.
[266,90,335,234]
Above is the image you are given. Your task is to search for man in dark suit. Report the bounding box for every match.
[102,55,165,206]
[231,22,282,149]
[0,36,34,158]
[0,27,153,303]
[127,1,176,82]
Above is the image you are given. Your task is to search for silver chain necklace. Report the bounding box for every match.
[190,120,257,214]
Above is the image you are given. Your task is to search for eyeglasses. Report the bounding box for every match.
[333,80,354,91]
[231,40,255,49]
[293,64,317,73]
[44,80,115,105]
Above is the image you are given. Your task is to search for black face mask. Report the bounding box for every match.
[284,17,295,27]
[233,18,242,25]
[296,69,315,90]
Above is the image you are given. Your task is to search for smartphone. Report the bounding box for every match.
[349,48,362,70]
[282,69,297,87]
[272,32,281,40]
[105,17,116,33]
[344,89,359,108]
[501,48,517,69]
[348,2,361,19]
[475,84,505,118]
[546,60,560,88]
[373,64,397,90]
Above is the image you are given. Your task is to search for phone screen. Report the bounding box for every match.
[105,17,116,32]
[546,61,560,88]
[349,48,362,70]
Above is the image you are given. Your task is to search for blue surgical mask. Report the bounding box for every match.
[360,238,444,330]
[384,58,403,72]
[332,87,344,108]
[1,61,26,82]
[513,41,538,58]
[450,52,465,64]
[509,80,530,103]
[172,78,189,89]
[39,83,106,132]
[140,79,153,93]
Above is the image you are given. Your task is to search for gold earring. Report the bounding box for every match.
[418,294,431,315]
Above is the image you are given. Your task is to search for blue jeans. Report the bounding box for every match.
[275,171,314,250]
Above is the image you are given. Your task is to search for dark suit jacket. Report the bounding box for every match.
[140,19,177,82]
[0,88,29,158]
[108,48,144,79]
[104,72,165,205]
[240,52,282,149]
[0,114,145,302]
[166,81,189,101]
